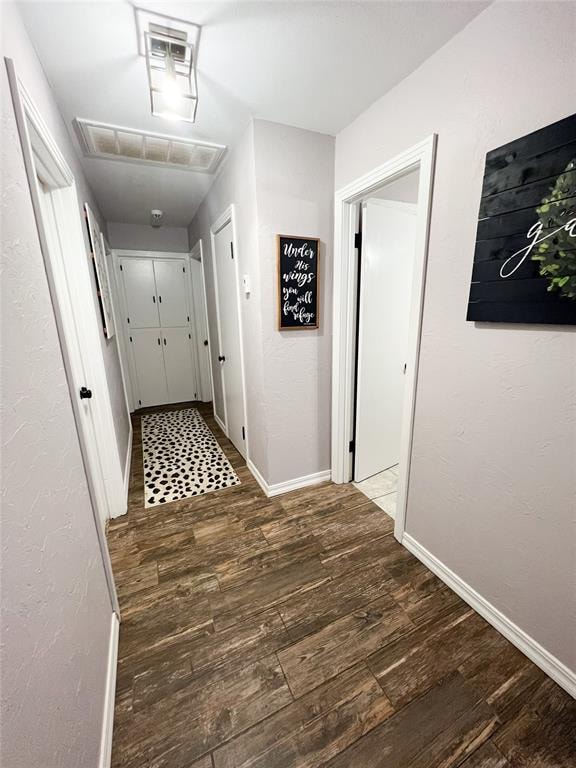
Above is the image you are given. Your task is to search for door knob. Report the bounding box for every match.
[79,386,92,399]
[218,355,226,362]
[203,340,209,346]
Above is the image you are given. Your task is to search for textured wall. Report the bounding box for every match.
[188,122,269,474]
[107,221,190,253]
[188,120,334,485]
[335,0,576,672]
[253,120,335,485]
[1,4,113,766]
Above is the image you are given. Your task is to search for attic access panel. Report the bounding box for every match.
[74,119,226,174]
[467,113,576,325]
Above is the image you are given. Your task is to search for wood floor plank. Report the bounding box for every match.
[325,672,498,768]
[279,558,396,641]
[212,664,393,768]
[209,558,330,630]
[109,402,576,768]
[277,593,413,698]
[114,654,292,768]
[459,741,510,767]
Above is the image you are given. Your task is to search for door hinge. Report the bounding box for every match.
[230,242,234,260]
[349,440,355,453]
[242,426,245,440]
[354,232,362,250]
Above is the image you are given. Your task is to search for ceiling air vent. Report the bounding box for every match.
[74,119,225,174]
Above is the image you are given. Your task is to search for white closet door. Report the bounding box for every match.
[120,259,159,328]
[190,258,212,402]
[354,200,417,482]
[131,329,168,407]
[213,221,246,457]
[162,328,198,404]
[154,259,189,328]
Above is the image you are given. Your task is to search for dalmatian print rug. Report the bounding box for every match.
[142,408,240,507]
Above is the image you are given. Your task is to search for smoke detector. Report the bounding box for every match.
[150,209,164,228]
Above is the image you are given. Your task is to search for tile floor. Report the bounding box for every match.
[354,465,398,519]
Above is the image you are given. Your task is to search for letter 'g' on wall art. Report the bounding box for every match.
[467,113,576,325]
[277,235,320,330]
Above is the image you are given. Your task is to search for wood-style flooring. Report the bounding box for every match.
[108,402,576,768]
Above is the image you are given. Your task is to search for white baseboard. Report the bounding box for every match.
[247,460,331,498]
[123,425,133,499]
[99,612,119,768]
[402,533,576,700]
[214,412,227,436]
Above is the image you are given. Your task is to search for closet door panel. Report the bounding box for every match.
[131,329,168,407]
[162,328,198,404]
[120,259,159,328]
[154,259,190,328]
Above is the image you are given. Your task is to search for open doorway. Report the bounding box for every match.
[353,170,420,517]
[331,136,437,542]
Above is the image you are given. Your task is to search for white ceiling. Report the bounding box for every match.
[20,0,488,227]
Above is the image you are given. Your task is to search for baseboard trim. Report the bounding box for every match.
[99,612,119,768]
[214,412,227,436]
[402,533,576,700]
[123,425,133,501]
[247,460,331,498]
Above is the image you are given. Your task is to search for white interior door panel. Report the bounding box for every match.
[120,258,159,328]
[154,259,189,328]
[354,200,417,482]
[131,328,168,408]
[162,327,198,404]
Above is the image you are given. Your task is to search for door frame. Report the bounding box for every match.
[209,205,249,457]
[190,239,215,404]
[331,134,437,543]
[5,57,119,613]
[111,250,199,410]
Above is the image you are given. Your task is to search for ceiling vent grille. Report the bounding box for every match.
[74,119,225,174]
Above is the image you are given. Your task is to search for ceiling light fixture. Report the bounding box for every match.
[136,9,201,124]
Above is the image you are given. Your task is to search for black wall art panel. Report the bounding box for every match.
[467,114,576,325]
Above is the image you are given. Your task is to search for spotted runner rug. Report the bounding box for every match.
[142,408,240,507]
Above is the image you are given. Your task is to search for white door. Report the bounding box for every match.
[354,200,417,482]
[213,220,246,457]
[154,259,190,328]
[162,328,198,404]
[190,257,212,402]
[120,259,159,328]
[131,329,168,407]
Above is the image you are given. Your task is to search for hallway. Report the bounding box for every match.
[107,404,575,768]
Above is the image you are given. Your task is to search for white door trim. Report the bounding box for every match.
[5,57,120,613]
[191,239,215,404]
[331,134,437,544]
[210,205,249,458]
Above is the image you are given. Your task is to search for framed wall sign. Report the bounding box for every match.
[85,202,115,339]
[277,235,320,330]
[467,113,576,325]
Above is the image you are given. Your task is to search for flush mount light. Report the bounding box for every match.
[135,8,201,123]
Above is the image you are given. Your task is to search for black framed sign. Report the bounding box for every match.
[467,113,576,325]
[277,235,320,330]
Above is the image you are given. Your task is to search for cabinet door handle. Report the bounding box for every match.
[153,295,156,303]
[164,338,167,345]
[158,295,162,303]
[157,338,161,345]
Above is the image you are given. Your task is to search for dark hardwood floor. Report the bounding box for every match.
[107,402,576,768]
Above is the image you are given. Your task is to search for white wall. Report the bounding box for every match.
[1,4,113,766]
[336,0,576,673]
[253,120,335,485]
[188,122,268,472]
[188,120,334,486]
[107,221,189,252]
